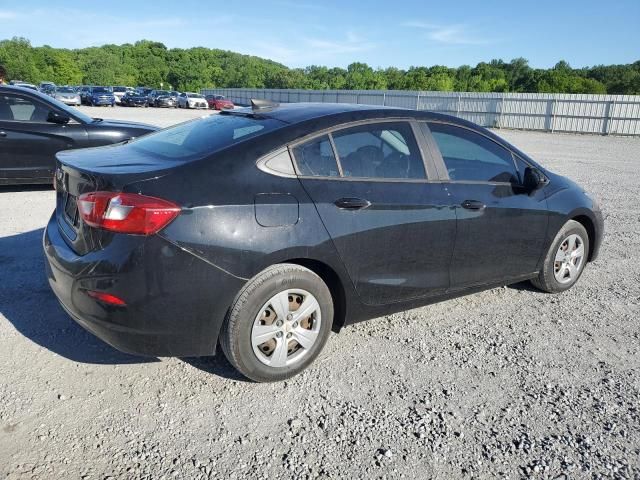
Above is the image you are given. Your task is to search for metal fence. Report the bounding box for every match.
[202,88,640,136]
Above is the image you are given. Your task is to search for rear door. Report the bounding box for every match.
[0,92,88,182]
[423,121,549,289]
[293,120,456,306]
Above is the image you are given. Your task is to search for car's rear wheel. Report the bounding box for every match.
[220,264,333,382]
[531,220,589,293]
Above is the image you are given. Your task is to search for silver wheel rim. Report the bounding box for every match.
[554,233,585,284]
[251,289,322,368]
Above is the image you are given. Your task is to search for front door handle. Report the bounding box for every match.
[461,199,486,210]
[0,131,6,137]
[334,197,371,210]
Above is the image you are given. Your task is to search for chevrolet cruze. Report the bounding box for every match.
[43,101,603,382]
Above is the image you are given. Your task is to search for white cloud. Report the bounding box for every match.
[404,20,491,46]
[0,10,17,19]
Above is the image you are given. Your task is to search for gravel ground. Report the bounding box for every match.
[0,111,639,479]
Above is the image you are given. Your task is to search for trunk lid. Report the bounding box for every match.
[54,144,175,255]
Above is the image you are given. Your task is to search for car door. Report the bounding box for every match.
[293,120,456,306]
[422,121,549,289]
[0,92,88,182]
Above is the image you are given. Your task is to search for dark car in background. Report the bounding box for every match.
[120,90,149,107]
[153,92,177,108]
[39,83,57,97]
[86,86,115,107]
[0,85,157,184]
[206,94,235,110]
[43,101,603,382]
[112,86,133,105]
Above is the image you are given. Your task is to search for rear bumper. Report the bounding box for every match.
[43,212,245,357]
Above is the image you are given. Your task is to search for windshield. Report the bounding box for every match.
[215,95,225,100]
[187,93,204,98]
[155,90,170,96]
[57,87,76,94]
[129,114,284,162]
[112,86,126,92]
[92,87,112,94]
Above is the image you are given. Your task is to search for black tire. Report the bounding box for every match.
[220,264,334,382]
[531,220,589,293]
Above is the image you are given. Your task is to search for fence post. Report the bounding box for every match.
[544,98,556,132]
[416,93,421,110]
[382,92,386,106]
[603,100,614,135]
[456,94,461,117]
[497,96,504,129]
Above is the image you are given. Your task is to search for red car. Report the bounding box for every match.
[206,94,235,110]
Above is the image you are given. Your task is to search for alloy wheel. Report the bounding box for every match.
[554,233,585,284]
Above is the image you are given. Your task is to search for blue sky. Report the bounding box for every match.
[0,0,638,69]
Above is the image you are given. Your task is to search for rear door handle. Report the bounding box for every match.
[461,199,486,210]
[334,197,371,210]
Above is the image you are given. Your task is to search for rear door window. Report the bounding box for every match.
[332,122,426,179]
[427,122,518,183]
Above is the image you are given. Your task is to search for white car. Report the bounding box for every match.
[178,92,208,109]
[54,86,81,106]
[112,86,134,105]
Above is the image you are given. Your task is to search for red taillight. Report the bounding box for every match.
[86,290,127,306]
[77,191,180,235]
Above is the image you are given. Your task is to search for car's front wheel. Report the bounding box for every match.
[220,264,334,382]
[531,220,589,293]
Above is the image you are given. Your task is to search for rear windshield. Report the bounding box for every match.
[129,114,284,161]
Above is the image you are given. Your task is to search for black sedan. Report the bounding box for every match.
[0,86,157,184]
[43,101,603,382]
[120,91,149,107]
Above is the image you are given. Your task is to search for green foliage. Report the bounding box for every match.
[0,37,637,94]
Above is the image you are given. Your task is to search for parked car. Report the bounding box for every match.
[206,94,235,110]
[39,82,57,97]
[178,92,207,109]
[43,101,603,382]
[78,86,92,104]
[0,85,157,184]
[86,86,116,107]
[153,92,177,108]
[112,86,133,104]
[53,86,81,106]
[136,87,153,97]
[148,90,170,106]
[120,90,149,107]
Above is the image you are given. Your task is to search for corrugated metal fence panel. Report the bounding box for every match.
[201,88,640,135]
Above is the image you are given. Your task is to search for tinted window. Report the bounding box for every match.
[0,94,49,122]
[292,135,339,177]
[427,122,517,183]
[332,122,426,179]
[129,114,282,161]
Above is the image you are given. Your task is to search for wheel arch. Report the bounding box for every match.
[283,258,347,333]
[571,214,596,261]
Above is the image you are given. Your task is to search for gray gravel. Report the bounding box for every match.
[0,112,639,479]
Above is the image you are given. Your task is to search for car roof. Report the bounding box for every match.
[228,102,461,126]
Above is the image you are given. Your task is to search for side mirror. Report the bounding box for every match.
[47,111,70,125]
[523,166,547,191]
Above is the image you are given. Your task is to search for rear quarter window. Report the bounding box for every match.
[129,114,283,161]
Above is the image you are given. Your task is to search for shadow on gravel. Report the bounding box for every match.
[182,351,251,382]
[507,281,542,292]
[0,228,158,365]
